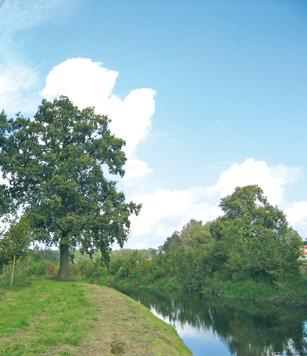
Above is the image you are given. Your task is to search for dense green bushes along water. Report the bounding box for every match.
[95,187,307,305]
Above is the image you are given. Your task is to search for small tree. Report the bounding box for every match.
[0,238,9,274]
[0,217,30,286]
[0,156,12,274]
[0,97,140,280]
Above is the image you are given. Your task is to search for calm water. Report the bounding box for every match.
[125,289,307,356]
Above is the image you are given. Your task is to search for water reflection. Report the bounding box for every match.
[125,289,307,356]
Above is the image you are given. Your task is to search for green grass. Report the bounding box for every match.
[0,280,190,355]
[108,271,307,307]
[0,280,95,355]
[216,277,307,306]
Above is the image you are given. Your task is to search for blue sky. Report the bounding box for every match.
[1,0,307,247]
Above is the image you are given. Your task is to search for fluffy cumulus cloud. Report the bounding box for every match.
[122,159,152,184]
[285,202,307,238]
[42,59,118,109]
[42,58,156,181]
[206,158,301,206]
[127,187,221,249]
[127,158,303,248]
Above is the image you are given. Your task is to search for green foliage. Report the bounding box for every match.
[30,248,60,262]
[161,231,181,251]
[0,177,303,303]
[0,248,60,290]
[161,220,212,252]
[97,186,305,303]
[0,97,140,278]
[0,216,30,273]
[209,185,303,282]
[0,268,32,290]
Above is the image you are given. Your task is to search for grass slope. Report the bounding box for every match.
[0,280,190,355]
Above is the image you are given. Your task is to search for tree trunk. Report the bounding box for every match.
[58,244,70,280]
[0,262,4,275]
[10,255,16,288]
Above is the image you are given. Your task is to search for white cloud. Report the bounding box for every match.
[286,202,307,226]
[285,202,307,238]
[106,88,156,156]
[42,57,156,180]
[127,187,221,248]
[42,58,118,109]
[123,159,152,184]
[0,0,76,37]
[0,0,78,114]
[206,158,301,206]
[0,62,38,113]
[127,159,303,249]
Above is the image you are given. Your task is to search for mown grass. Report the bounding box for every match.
[0,280,96,355]
[78,284,191,355]
[219,277,307,306]
[0,280,190,355]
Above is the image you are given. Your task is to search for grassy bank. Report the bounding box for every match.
[220,278,307,306]
[0,280,190,355]
[102,273,307,307]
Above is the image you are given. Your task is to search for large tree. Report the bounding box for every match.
[0,97,140,280]
[209,185,302,281]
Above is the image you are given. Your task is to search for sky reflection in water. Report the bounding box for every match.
[125,289,307,356]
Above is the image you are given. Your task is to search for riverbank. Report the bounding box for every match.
[0,280,190,355]
[103,274,307,307]
[216,278,307,306]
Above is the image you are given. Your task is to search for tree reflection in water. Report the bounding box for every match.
[125,289,307,356]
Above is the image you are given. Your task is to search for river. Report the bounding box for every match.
[124,289,307,355]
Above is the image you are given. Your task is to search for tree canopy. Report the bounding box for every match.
[209,185,302,281]
[0,96,140,279]
[0,216,30,281]
[109,185,304,294]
